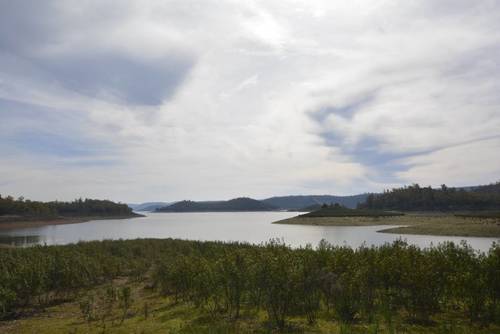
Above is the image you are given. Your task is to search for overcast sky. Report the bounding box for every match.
[1,0,499,203]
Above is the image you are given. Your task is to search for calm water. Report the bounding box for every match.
[0,212,498,252]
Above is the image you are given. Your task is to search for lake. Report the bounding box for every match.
[0,212,498,252]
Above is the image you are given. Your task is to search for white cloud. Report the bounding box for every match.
[397,137,500,187]
[0,0,499,202]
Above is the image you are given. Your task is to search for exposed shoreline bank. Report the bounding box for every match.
[0,214,144,232]
[273,214,500,238]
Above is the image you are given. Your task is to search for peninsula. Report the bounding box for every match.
[0,196,142,231]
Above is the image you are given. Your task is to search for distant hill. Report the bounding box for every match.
[128,202,172,212]
[295,204,323,212]
[466,182,500,194]
[300,203,404,218]
[130,183,500,213]
[156,197,277,212]
[262,194,368,210]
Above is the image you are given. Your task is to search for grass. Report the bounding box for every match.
[2,278,499,334]
[274,214,500,238]
[455,212,500,218]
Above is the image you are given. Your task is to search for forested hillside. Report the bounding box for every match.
[156,197,276,212]
[262,194,368,210]
[360,183,500,211]
[468,182,500,194]
[0,195,135,217]
[128,202,171,212]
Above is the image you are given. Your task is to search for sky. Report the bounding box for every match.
[1,0,500,203]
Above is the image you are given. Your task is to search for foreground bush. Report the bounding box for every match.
[0,238,499,329]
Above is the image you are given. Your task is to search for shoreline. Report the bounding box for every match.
[379,224,500,238]
[273,214,500,238]
[0,214,144,232]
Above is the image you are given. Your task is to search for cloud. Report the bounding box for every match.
[0,0,499,202]
[397,137,500,187]
[33,51,193,106]
[0,0,195,106]
[0,98,118,171]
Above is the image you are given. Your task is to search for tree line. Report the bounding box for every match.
[1,238,499,329]
[300,203,404,217]
[0,195,134,217]
[360,183,500,211]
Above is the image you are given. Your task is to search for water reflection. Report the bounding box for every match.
[0,212,498,252]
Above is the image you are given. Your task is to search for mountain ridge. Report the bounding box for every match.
[130,182,499,212]
[131,194,370,212]
[128,202,172,211]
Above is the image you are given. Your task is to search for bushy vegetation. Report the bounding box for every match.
[0,195,135,217]
[360,183,500,211]
[1,238,499,331]
[300,203,404,218]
